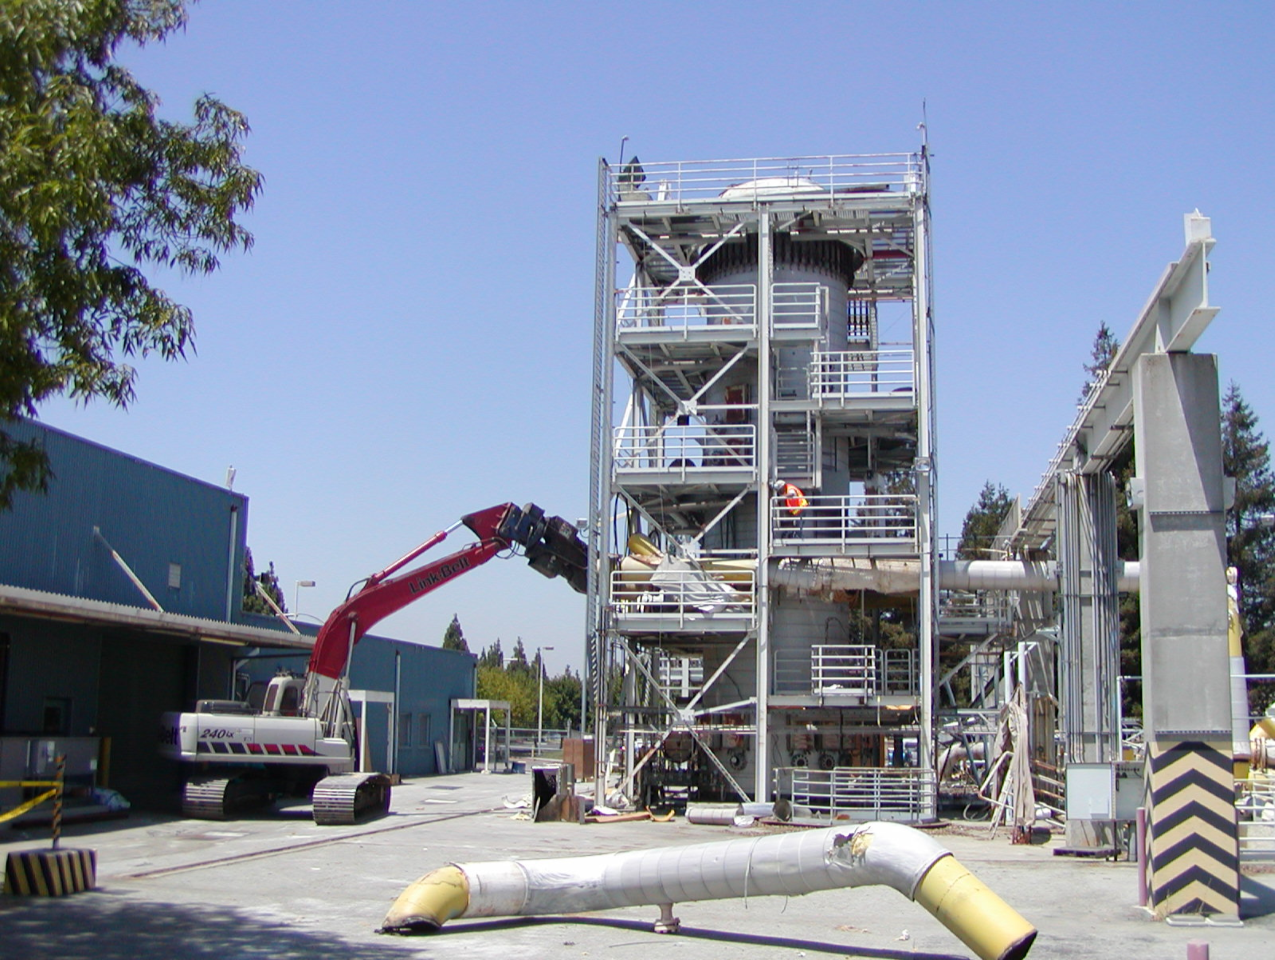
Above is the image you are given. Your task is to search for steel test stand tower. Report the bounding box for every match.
[585,152,938,817]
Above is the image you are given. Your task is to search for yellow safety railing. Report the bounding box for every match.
[1,754,66,843]
[0,782,60,824]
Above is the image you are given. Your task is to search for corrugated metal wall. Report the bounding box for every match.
[0,420,475,809]
[0,419,246,620]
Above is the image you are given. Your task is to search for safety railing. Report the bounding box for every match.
[881,648,918,694]
[609,568,756,628]
[1237,776,1275,861]
[0,776,62,827]
[771,494,917,548]
[616,283,756,333]
[506,729,570,758]
[614,424,756,473]
[773,648,812,695]
[772,282,827,332]
[656,654,705,700]
[775,646,918,698]
[939,593,1015,621]
[774,766,936,822]
[812,644,876,696]
[611,154,922,205]
[613,281,828,337]
[938,594,1016,640]
[810,347,915,399]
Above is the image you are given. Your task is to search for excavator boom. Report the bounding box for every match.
[162,501,586,825]
[308,502,586,680]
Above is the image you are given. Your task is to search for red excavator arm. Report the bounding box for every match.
[307,503,587,680]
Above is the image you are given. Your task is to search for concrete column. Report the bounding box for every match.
[1133,352,1239,921]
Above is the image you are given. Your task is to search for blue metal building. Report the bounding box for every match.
[0,419,476,813]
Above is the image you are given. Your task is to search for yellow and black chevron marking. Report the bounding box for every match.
[1148,740,1239,919]
[4,848,96,896]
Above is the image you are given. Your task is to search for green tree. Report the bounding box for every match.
[956,481,1013,560]
[242,547,285,615]
[478,638,504,669]
[1079,322,1120,404]
[0,0,262,509]
[1222,383,1275,714]
[476,662,536,727]
[508,637,530,674]
[442,613,469,653]
[544,668,582,732]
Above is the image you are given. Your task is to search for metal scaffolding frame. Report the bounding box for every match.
[587,152,936,816]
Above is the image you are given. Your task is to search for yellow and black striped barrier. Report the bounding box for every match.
[4,848,97,896]
[2,755,98,896]
[1147,739,1240,920]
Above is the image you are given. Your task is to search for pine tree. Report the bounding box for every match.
[956,481,1014,560]
[442,613,469,652]
[1221,383,1275,713]
[509,637,531,674]
[478,638,504,669]
[1079,323,1120,404]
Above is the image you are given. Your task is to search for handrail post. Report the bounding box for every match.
[51,754,65,851]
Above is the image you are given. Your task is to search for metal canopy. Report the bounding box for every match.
[1009,213,1216,554]
[0,582,314,650]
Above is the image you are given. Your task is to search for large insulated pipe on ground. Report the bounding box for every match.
[380,821,1036,960]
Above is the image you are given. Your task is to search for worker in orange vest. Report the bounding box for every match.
[774,480,808,516]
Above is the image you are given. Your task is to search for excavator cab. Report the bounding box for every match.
[261,675,305,717]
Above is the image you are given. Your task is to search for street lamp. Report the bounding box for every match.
[537,645,555,749]
[294,579,315,617]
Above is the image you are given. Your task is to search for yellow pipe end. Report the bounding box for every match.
[627,533,662,559]
[379,865,470,935]
[913,854,1037,960]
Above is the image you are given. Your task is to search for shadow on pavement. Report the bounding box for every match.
[436,914,969,959]
[1241,873,1275,919]
[0,887,427,960]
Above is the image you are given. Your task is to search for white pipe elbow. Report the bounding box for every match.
[381,822,1036,960]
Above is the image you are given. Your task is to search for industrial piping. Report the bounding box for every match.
[380,821,1036,960]
[769,558,1140,595]
[939,560,1139,593]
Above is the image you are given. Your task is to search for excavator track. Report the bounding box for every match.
[312,772,392,825]
[181,776,266,820]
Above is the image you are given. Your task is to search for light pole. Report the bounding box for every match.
[294,579,315,617]
[537,645,555,749]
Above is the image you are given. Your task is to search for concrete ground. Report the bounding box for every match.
[2,772,1273,960]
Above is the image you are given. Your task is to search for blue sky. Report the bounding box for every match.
[36,2,1275,675]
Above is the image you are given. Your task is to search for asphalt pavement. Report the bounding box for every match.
[3,771,1274,960]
